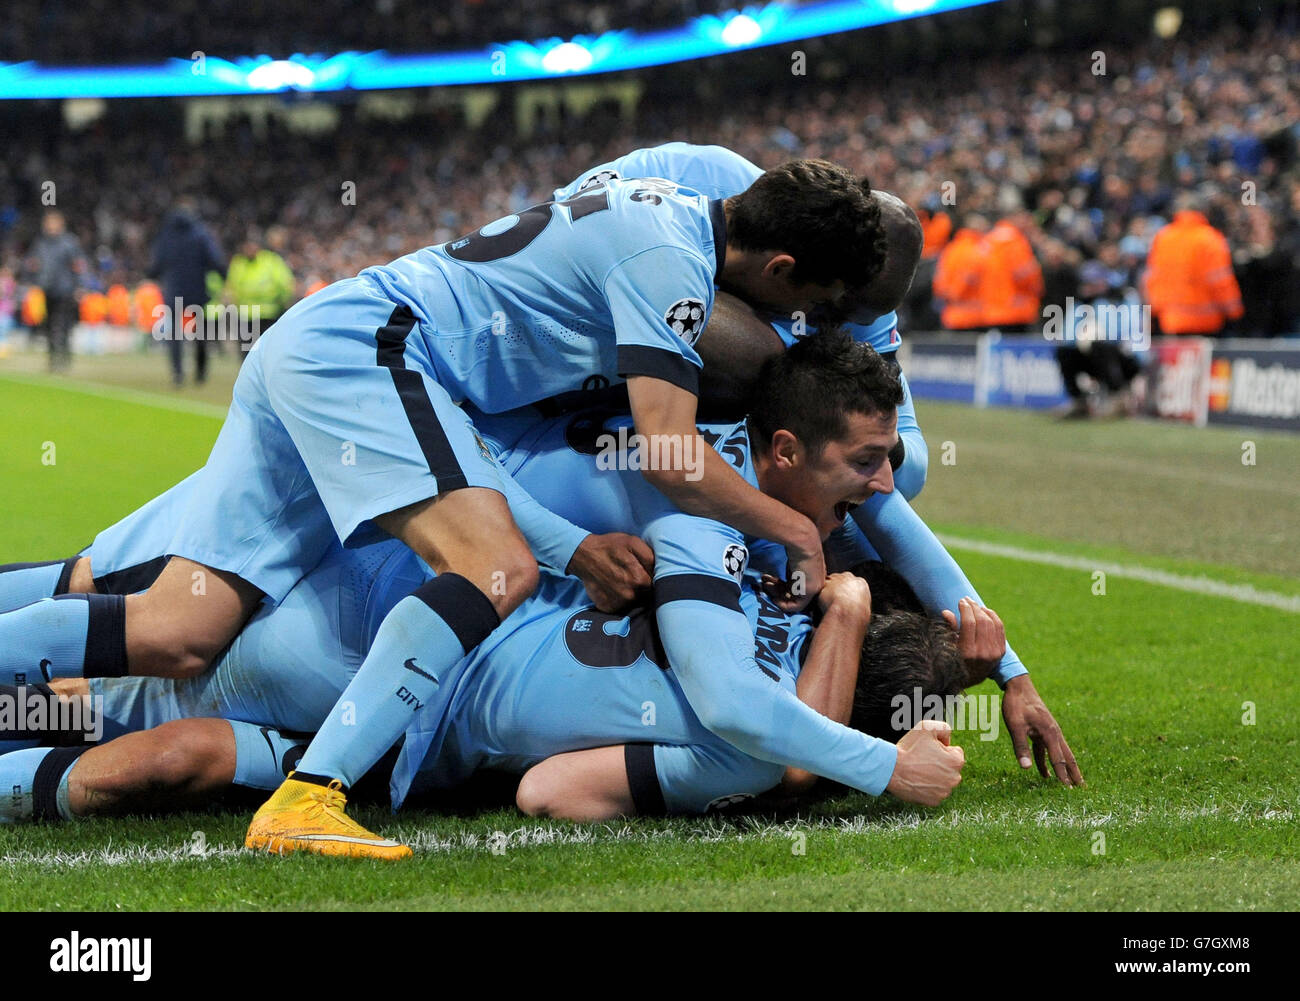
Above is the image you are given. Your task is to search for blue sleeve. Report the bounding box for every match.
[470,421,589,574]
[646,510,899,795]
[846,311,900,354]
[824,515,882,573]
[636,741,783,815]
[496,467,589,575]
[894,372,929,501]
[848,491,1028,687]
[605,246,710,396]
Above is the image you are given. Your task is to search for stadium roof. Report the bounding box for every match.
[0,0,998,99]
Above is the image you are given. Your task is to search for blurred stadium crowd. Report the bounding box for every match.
[1,16,1297,368]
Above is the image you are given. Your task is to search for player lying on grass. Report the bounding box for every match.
[0,560,972,824]
[552,141,929,499]
[473,342,1081,791]
[0,334,976,843]
[0,161,886,852]
[249,332,1064,856]
[1,333,1078,823]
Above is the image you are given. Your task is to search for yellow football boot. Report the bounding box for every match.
[245,774,412,860]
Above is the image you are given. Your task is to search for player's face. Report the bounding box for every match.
[739,254,846,315]
[758,275,845,316]
[794,409,898,539]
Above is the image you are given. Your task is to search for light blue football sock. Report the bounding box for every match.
[294,574,499,790]
[0,593,128,686]
[0,559,72,613]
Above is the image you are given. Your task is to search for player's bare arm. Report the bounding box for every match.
[627,374,825,609]
[780,572,873,793]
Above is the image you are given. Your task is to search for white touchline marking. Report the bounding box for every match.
[938,535,1300,613]
[0,802,1291,869]
[0,372,228,420]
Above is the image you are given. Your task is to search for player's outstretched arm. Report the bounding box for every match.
[848,492,1082,785]
[656,591,960,804]
[627,375,824,609]
[1001,674,1084,786]
[848,489,1029,686]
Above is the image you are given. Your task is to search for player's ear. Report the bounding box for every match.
[770,428,801,469]
[761,253,797,282]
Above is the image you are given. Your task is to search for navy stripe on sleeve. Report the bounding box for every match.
[653,573,742,614]
[617,344,701,396]
[624,743,667,816]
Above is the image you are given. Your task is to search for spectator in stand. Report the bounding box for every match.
[933,214,989,331]
[1039,238,1081,321]
[1234,205,1294,336]
[24,211,85,372]
[979,213,1044,333]
[1144,193,1244,336]
[224,226,295,349]
[148,198,226,386]
[1,19,1294,334]
[1278,180,1300,334]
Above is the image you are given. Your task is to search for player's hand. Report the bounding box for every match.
[817,572,872,626]
[768,529,825,612]
[1001,674,1083,787]
[941,597,1006,686]
[885,720,965,806]
[567,532,655,613]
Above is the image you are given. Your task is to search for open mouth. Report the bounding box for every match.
[833,500,859,525]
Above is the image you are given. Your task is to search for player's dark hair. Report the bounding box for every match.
[851,611,966,743]
[849,559,925,616]
[854,195,924,316]
[748,328,904,455]
[727,159,887,288]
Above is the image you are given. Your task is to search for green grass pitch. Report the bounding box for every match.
[1,364,1296,911]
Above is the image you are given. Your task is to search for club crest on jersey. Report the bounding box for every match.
[665,298,706,346]
[579,169,620,190]
[722,543,748,579]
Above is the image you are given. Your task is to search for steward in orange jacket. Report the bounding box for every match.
[933,227,987,329]
[1144,210,1243,334]
[919,208,952,260]
[980,220,1043,328]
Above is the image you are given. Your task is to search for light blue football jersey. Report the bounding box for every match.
[360,177,723,410]
[556,142,902,356]
[400,570,813,814]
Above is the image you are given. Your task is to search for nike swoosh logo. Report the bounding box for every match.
[402,658,436,682]
[39,659,52,683]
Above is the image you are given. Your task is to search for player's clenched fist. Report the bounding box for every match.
[885,719,965,806]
